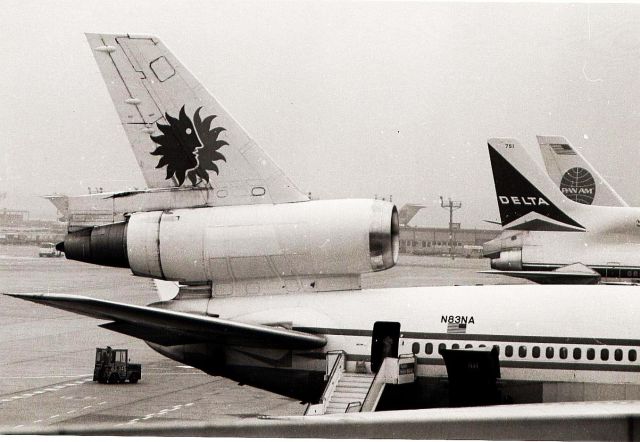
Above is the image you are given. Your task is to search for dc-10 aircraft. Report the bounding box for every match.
[483,137,640,284]
[7,34,640,412]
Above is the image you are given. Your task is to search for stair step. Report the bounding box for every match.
[341,373,374,378]
[328,400,361,407]
[339,378,373,383]
[332,392,366,399]
[336,381,371,388]
[335,387,370,393]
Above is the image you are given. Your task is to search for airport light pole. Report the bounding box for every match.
[439,196,462,260]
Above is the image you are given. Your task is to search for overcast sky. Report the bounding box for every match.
[2,1,640,227]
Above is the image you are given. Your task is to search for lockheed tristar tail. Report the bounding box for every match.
[487,138,586,232]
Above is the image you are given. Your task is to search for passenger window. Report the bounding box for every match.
[615,349,623,361]
[559,347,568,359]
[518,346,527,358]
[465,344,473,349]
[425,343,433,355]
[452,343,460,349]
[630,349,637,362]
[573,348,581,360]
[411,342,420,354]
[505,345,513,357]
[532,346,540,358]
[546,347,554,359]
[438,343,446,352]
[601,348,609,361]
[587,348,595,360]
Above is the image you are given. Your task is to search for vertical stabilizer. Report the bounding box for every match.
[85,33,308,205]
[537,135,627,207]
[398,204,425,226]
[487,138,586,232]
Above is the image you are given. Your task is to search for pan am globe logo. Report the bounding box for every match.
[150,106,227,186]
[560,167,596,204]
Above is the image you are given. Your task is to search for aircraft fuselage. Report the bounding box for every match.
[148,284,640,404]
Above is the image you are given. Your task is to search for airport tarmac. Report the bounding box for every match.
[0,244,518,432]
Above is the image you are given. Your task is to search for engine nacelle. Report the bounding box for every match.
[61,199,399,284]
[490,249,522,271]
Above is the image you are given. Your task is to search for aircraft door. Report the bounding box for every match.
[371,321,400,373]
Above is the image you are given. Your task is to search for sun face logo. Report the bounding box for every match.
[150,106,227,186]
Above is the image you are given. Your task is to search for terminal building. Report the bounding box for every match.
[0,208,65,244]
[399,226,499,257]
[397,203,500,258]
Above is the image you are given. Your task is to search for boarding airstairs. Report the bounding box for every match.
[305,351,416,415]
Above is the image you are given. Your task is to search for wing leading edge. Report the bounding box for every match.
[4,293,326,349]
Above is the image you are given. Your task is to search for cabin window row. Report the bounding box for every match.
[401,240,463,247]
[410,342,638,363]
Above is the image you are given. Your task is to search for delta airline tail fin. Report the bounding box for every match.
[85,33,307,205]
[487,138,586,232]
[537,135,627,207]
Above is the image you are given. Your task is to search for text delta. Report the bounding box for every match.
[498,196,549,206]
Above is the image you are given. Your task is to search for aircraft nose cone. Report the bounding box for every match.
[55,241,65,253]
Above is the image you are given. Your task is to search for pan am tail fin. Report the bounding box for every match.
[537,135,627,207]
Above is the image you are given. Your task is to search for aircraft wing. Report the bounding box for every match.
[4,293,326,349]
[480,263,601,285]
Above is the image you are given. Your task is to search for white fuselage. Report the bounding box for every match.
[171,284,640,386]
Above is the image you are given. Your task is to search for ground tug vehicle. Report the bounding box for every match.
[93,347,141,384]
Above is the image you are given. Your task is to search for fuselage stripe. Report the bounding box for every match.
[293,327,640,347]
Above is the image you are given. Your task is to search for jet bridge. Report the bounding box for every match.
[305,351,417,415]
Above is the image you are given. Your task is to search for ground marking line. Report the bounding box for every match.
[33,419,42,423]
[66,409,77,414]
[49,415,59,419]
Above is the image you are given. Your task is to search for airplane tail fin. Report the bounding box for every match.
[42,194,69,221]
[537,135,627,207]
[487,138,586,232]
[85,33,308,205]
[398,204,425,226]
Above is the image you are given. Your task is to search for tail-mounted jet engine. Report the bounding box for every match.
[490,249,523,271]
[59,199,399,284]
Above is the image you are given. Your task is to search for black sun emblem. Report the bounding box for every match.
[150,106,227,186]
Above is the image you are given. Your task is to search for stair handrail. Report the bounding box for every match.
[304,350,345,415]
[361,354,417,412]
[360,357,391,412]
[345,401,362,413]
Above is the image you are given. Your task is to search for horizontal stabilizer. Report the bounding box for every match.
[480,263,601,285]
[4,293,326,349]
